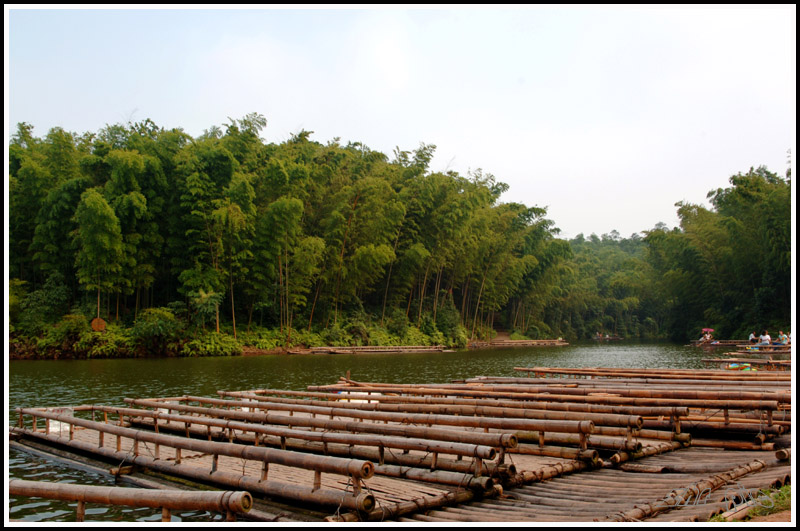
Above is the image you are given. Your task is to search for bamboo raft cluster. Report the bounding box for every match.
[728,345,792,360]
[509,367,790,449]
[304,345,448,355]
[469,339,569,349]
[9,366,792,522]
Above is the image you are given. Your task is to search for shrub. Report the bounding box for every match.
[14,273,71,337]
[427,328,446,346]
[320,323,351,346]
[289,329,325,348]
[131,307,184,356]
[435,299,460,339]
[366,325,399,346]
[180,332,242,357]
[386,308,409,338]
[75,325,134,358]
[402,326,430,346]
[238,328,284,350]
[346,318,369,345]
[37,314,90,358]
[449,325,469,349]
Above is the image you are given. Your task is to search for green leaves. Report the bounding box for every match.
[72,188,124,293]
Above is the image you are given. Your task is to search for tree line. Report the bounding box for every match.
[8,115,792,357]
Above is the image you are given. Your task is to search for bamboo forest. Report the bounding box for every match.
[7,114,792,358]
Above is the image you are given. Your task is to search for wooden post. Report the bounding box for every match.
[161,507,170,522]
[76,500,85,522]
[154,419,160,459]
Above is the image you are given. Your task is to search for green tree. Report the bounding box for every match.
[72,188,124,319]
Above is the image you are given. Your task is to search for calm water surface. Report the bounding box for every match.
[6,341,706,521]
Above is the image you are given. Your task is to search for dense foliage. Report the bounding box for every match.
[8,116,791,357]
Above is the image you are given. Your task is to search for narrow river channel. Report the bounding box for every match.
[7,341,709,522]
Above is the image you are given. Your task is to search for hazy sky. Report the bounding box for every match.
[6,6,796,239]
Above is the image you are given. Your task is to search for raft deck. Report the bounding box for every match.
[9,367,791,522]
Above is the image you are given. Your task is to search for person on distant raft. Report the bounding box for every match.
[758,330,771,345]
[748,331,758,344]
[774,331,788,345]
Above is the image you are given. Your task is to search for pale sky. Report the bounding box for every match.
[5,6,796,239]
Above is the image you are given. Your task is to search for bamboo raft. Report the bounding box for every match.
[306,345,449,355]
[469,339,569,349]
[701,358,791,371]
[9,367,791,522]
[688,339,742,348]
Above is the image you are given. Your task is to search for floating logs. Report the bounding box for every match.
[517,367,791,382]
[223,388,682,421]
[9,480,252,521]
[168,394,596,435]
[123,397,519,449]
[603,459,768,522]
[217,391,642,429]
[10,366,792,523]
[91,404,499,461]
[16,407,374,481]
[306,383,783,410]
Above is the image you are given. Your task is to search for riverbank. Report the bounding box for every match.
[8,310,475,360]
[10,319,580,360]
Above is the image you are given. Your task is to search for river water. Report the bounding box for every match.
[6,341,707,522]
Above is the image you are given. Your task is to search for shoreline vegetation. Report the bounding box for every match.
[8,308,477,360]
[8,116,791,360]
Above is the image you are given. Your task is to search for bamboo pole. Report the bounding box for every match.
[519,367,791,382]
[219,391,642,428]
[305,384,781,410]
[16,408,373,480]
[94,405,497,460]
[122,398,519,449]
[331,380,789,403]
[163,395,596,435]
[515,431,642,452]
[9,480,253,514]
[223,389,687,420]
[603,459,768,522]
[139,416,516,480]
[10,426,374,512]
